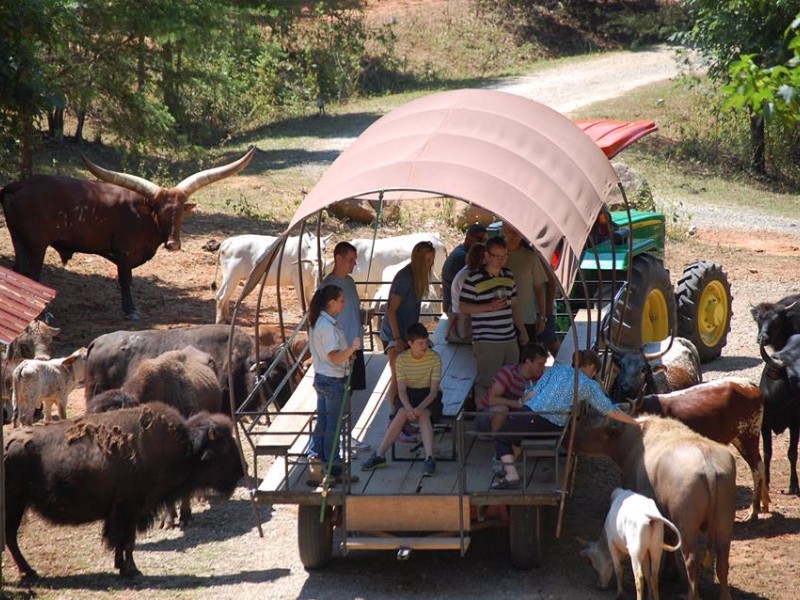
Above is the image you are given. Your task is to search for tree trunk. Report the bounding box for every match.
[19,109,35,177]
[749,111,766,175]
[74,108,87,143]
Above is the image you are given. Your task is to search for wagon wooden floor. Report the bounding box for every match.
[251,350,565,508]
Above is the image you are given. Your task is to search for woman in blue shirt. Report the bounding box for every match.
[491,349,638,490]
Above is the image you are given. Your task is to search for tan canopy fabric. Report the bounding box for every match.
[243,88,619,297]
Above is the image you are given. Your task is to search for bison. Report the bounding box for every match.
[122,346,221,416]
[83,324,255,411]
[4,403,244,579]
[0,148,254,319]
[634,377,768,520]
[577,415,736,600]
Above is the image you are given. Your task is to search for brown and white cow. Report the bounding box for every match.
[0,148,254,319]
[577,415,736,600]
[3,403,243,579]
[635,377,767,520]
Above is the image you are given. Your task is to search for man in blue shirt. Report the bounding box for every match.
[491,350,638,490]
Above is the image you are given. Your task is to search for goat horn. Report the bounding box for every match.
[642,335,674,362]
[177,147,256,197]
[82,155,161,200]
[574,536,592,549]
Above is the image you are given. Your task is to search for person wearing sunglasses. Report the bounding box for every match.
[458,236,529,401]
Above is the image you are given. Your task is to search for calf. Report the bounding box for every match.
[759,334,800,495]
[609,337,702,403]
[3,403,243,579]
[122,346,222,417]
[579,488,682,600]
[211,233,329,323]
[1,320,60,422]
[12,347,87,426]
[635,377,768,520]
[577,416,736,600]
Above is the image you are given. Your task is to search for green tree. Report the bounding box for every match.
[675,1,799,173]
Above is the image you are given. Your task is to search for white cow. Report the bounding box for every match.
[349,233,447,299]
[579,488,682,600]
[12,347,87,427]
[211,233,329,323]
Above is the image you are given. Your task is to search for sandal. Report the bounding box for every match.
[490,477,521,491]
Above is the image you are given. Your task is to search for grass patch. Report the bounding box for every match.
[572,77,800,225]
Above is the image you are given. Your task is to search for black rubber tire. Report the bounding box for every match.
[608,254,676,351]
[509,505,544,569]
[298,504,333,569]
[676,260,732,363]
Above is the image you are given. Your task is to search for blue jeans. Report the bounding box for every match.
[309,373,346,462]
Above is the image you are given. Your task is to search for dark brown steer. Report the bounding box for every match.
[636,377,767,520]
[3,403,243,579]
[577,416,736,600]
[0,148,254,319]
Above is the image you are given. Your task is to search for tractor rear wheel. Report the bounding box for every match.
[676,261,732,363]
[608,254,675,350]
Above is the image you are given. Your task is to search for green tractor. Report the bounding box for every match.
[578,206,732,363]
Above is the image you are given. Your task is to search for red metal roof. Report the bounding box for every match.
[0,266,57,346]
[575,119,658,158]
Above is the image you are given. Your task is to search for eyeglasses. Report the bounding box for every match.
[487,251,508,260]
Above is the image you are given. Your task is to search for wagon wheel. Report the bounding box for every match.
[298,505,334,569]
[608,254,676,350]
[676,261,732,363]
[509,505,546,569]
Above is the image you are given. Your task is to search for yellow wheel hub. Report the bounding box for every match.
[641,288,670,344]
[697,280,728,348]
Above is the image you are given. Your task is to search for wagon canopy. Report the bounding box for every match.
[244,88,621,296]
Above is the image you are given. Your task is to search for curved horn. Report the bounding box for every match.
[81,155,161,200]
[177,147,256,197]
[783,301,798,311]
[760,341,783,369]
[643,335,674,362]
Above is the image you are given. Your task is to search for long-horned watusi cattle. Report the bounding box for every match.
[1,320,61,422]
[0,148,255,320]
[121,346,222,416]
[83,324,254,411]
[12,347,87,427]
[576,416,736,600]
[3,403,244,580]
[608,337,703,403]
[634,377,767,520]
[758,333,800,495]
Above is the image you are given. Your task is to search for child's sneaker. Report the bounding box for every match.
[491,456,506,477]
[398,424,418,443]
[361,453,387,471]
[422,456,436,477]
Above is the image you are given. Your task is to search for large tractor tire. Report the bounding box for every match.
[675,261,732,363]
[298,505,334,569]
[608,254,676,351]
